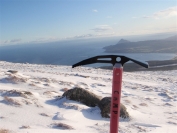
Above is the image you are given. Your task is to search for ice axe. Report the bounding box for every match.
[72,55,148,133]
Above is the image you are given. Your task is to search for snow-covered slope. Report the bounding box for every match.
[0,61,176,133]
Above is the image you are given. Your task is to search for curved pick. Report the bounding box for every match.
[72,55,148,68]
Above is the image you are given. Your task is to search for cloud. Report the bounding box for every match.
[96,32,115,36]
[74,34,94,39]
[0,39,21,44]
[91,25,113,32]
[117,25,177,36]
[2,40,9,44]
[72,32,115,39]
[30,36,58,43]
[92,9,98,12]
[10,39,21,43]
[143,6,177,19]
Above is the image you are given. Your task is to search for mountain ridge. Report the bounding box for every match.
[164,35,177,41]
[104,35,177,53]
[118,39,130,44]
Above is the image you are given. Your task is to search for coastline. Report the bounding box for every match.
[99,58,177,72]
[173,55,177,60]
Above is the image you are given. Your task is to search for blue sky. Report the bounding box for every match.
[0,0,176,45]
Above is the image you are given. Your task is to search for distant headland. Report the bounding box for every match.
[104,35,177,53]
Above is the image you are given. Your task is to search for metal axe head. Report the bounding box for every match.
[72,55,149,68]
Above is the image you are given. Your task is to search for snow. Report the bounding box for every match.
[0,61,177,133]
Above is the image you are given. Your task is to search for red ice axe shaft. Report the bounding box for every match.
[72,55,148,133]
[110,63,122,133]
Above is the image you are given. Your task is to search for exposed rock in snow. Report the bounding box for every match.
[98,97,129,119]
[62,87,102,107]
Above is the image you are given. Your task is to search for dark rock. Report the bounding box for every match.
[7,70,18,74]
[98,97,129,118]
[62,87,102,107]
[62,88,129,119]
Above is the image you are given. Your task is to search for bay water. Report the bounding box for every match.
[0,38,176,67]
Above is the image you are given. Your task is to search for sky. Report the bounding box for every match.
[0,0,177,45]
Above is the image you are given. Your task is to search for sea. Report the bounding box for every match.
[0,37,176,67]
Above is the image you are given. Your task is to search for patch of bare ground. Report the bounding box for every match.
[168,116,177,120]
[51,79,57,83]
[145,97,153,101]
[168,121,177,125]
[124,99,131,104]
[31,81,41,84]
[51,123,74,130]
[22,98,42,107]
[21,99,32,105]
[0,129,9,133]
[34,77,58,83]
[58,81,75,86]
[163,103,173,106]
[20,125,30,129]
[164,112,173,114]
[3,90,41,107]
[132,105,138,108]
[0,129,15,133]
[74,73,90,78]
[34,101,43,108]
[29,83,36,86]
[4,96,21,106]
[135,125,146,132]
[78,82,88,86]
[0,116,5,119]
[43,83,50,86]
[43,91,59,97]
[139,103,148,106]
[39,78,51,83]
[6,74,28,83]
[40,113,51,117]
[3,90,33,98]
[60,88,69,92]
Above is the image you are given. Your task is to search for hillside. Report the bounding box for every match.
[0,61,177,133]
[104,35,177,53]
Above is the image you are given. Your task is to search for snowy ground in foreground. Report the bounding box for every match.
[0,61,176,133]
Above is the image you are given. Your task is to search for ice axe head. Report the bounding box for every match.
[72,55,149,68]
